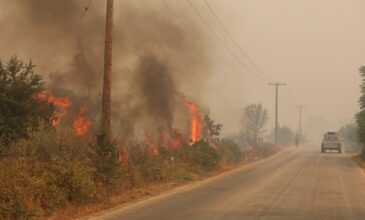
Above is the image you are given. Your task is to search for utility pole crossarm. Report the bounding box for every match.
[268,82,287,86]
[268,82,287,144]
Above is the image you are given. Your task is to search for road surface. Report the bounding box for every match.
[89,144,365,220]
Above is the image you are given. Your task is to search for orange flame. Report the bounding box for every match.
[73,108,91,136]
[186,101,202,145]
[118,149,129,163]
[171,129,182,149]
[162,131,170,149]
[34,93,71,126]
[115,136,129,163]
[144,132,159,156]
[172,136,182,149]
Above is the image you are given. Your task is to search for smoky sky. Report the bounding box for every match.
[1,0,363,138]
[196,0,365,137]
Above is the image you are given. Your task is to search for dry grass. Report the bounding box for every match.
[48,143,283,219]
[351,155,365,173]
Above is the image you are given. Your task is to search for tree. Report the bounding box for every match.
[356,66,365,146]
[203,114,223,141]
[338,123,358,143]
[269,126,295,146]
[0,57,53,147]
[241,103,268,146]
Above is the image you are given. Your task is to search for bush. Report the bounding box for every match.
[177,141,221,172]
[0,57,53,147]
[359,148,365,162]
[256,143,281,157]
[218,139,243,164]
[9,126,93,162]
[93,134,120,185]
[0,129,101,218]
[0,158,38,219]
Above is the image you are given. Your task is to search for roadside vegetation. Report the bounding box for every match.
[0,128,280,219]
[355,67,365,159]
[268,126,296,147]
[0,58,282,219]
[350,66,365,161]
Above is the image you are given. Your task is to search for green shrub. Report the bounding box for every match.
[93,134,120,185]
[256,143,281,157]
[140,165,164,182]
[9,126,93,163]
[0,57,53,147]
[0,129,102,218]
[177,141,221,172]
[218,139,243,164]
[0,158,38,219]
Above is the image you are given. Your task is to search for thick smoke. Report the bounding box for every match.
[136,55,176,128]
[1,0,210,140]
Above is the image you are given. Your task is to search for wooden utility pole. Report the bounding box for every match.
[297,105,306,138]
[268,82,286,144]
[102,0,113,142]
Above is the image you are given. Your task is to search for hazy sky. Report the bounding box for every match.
[1,0,364,138]
[188,0,365,136]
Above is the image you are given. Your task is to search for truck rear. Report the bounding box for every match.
[321,132,342,153]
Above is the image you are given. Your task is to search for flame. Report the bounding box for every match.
[172,136,182,149]
[144,132,159,156]
[115,136,129,163]
[150,147,159,157]
[34,93,71,126]
[162,131,170,149]
[171,129,182,149]
[186,101,202,145]
[118,149,129,163]
[73,108,91,136]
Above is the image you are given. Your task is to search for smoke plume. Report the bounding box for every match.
[1,0,211,141]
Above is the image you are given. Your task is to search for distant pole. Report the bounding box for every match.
[269,82,287,144]
[297,106,306,138]
[102,0,113,142]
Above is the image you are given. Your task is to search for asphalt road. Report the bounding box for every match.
[90,144,365,220]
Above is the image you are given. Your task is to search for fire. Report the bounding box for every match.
[73,108,91,136]
[186,101,202,145]
[114,136,129,163]
[34,93,71,126]
[171,129,182,149]
[144,132,159,156]
[118,149,129,163]
[161,131,168,148]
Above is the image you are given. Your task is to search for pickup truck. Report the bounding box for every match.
[321,132,342,153]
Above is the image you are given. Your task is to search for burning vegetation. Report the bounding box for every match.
[73,108,91,136]
[0,2,245,218]
[6,0,212,153]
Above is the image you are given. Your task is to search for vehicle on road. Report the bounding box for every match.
[321,132,342,153]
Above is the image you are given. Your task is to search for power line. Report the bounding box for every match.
[161,0,265,84]
[186,0,268,83]
[161,0,187,27]
[81,0,93,19]
[204,0,273,82]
